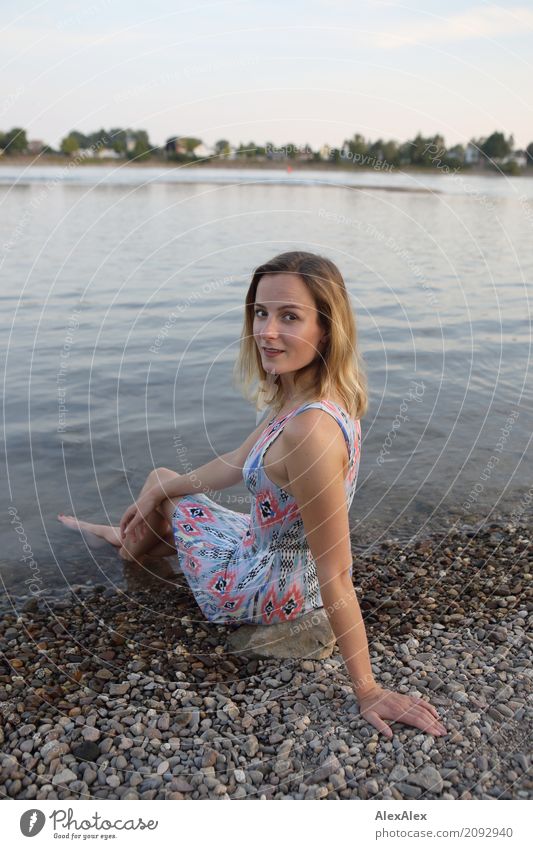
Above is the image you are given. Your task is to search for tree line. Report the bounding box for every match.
[1,126,531,174]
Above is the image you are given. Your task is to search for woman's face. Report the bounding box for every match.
[253,273,328,377]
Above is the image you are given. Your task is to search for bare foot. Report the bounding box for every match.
[57,514,122,548]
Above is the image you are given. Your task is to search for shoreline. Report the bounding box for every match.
[0,154,508,178]
[0,510,530,800]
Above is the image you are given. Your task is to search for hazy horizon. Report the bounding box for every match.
[2,0,532,151]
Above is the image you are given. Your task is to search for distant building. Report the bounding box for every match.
[465,142,482,165]
[192,143,211,158]
[505,150,527,168]
[319,144,332,160]
[125,134,136,153]
[97,147,121,159]
[27,139,44,155]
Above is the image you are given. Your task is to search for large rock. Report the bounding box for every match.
[226,608,335,659]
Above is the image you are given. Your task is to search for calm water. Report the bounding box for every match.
[1,166,532,597]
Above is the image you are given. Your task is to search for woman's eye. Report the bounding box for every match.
[253,309,297,321]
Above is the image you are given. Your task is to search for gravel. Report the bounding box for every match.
[0,514,531,800]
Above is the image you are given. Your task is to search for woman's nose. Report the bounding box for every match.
[261,317,280,337]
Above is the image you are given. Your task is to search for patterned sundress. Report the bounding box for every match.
[171,400,362,625]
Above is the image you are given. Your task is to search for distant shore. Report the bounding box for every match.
[0,154,506,177]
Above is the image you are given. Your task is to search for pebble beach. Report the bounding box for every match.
[1,514,531,801]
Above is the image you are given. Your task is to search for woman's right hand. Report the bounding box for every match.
[357,684,447,738]
[119,487,161,542]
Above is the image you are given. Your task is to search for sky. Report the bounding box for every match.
[1,0,532,151]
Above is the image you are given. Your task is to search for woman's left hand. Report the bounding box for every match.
[119,487,161,542]
[357,685,447,738]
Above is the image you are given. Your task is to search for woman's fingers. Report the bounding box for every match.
[364,710,393,738]
[410,698,446,732]
[120,508,134,537]
[415,698,440,719]
[407,705,446,735]
[122,511,139,539]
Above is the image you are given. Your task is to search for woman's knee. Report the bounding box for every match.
[147,466,177,486]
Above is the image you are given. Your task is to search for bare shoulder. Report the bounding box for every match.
[282,408,347,467]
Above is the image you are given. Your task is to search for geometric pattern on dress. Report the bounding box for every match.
[171,401,361,625]
[278,580,305,620]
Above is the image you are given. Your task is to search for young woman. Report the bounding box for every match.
[59,251,446,740]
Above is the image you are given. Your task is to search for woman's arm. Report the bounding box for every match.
[283,411,446,738]
[160,450,244,500]
[283,411,377,695]
[120,421,270,540]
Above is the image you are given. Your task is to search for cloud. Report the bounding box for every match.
[373,4,533,48]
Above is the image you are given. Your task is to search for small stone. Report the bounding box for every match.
[172,778,194,792]
[52,768,77,787]
[306,754,342,783]
[201,749,218,768]
[244,736,259,757]
[407,766,443,794]
[395,781,422,798]
[224,703,240,721]
[495,684,514,701]
[83,767,97,785]
[274,759,292,777]
[389,764,409,782]
[157,713,170,731]
[82,727,101,743]
[109,683,130,696]
[234,769,246,784]
[72,742,100,763]
[95,668,113,680]
[106,775,121,788]
[41,741,69,765]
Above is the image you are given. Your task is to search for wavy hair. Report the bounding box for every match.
[233,251,368,420]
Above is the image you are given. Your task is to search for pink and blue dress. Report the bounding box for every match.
[171,400,361,625]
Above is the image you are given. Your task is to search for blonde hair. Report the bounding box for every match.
[233,251,368,420]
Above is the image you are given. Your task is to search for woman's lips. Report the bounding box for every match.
[263,348,284,357]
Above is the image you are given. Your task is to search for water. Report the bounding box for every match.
[1,166,532,597]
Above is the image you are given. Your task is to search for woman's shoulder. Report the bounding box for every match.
[281,401,349,456]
